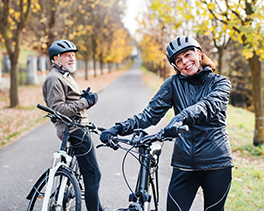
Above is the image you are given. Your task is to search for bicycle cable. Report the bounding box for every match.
[120,144,155,195]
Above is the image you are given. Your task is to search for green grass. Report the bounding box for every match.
[227,162,264,210]
[140,65,264,211]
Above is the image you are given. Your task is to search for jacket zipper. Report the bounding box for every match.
[190,125,196,169]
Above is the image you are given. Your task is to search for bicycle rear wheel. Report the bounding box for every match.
[27,168,81,211]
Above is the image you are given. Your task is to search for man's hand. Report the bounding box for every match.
[81,87,91,98]
[80,87,98,107]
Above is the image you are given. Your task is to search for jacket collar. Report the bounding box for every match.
[179,66,213,84]
[52,63,71,77]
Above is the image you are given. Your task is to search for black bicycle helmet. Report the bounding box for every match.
[48,40,78,60]
[166,36,202,67]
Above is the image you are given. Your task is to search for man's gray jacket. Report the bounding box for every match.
[42,64,89,140]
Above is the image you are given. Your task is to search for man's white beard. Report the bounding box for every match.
[66,62,76,73]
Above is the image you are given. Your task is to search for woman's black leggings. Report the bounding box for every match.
[167,168,232,211]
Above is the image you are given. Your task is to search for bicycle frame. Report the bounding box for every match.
[41,150,72,211]
[27,104,105,211]
[100,126,188,211]
[41,123,73,211]
[132,143,161,211]
[99,129,167,211]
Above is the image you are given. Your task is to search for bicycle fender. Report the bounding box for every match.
[26,169,50,200]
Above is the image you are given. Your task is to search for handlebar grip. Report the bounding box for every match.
[97,126,106,132]
[37,104,55,114]
[178,125,189,133]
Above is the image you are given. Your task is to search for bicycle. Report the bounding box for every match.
[97,125,188,211]
[26,104,105,211]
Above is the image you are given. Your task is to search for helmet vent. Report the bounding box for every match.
[57,43,66,49]
[185,36,189,43]
[177,37,181,46]
[63,41,71,48]
[169,42,175,50]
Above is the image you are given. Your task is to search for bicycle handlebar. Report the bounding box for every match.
[37,104,105,134]
[37,104,55,114]
[97,125,189,150]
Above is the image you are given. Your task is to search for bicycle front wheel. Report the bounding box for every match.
[27,168,81,211]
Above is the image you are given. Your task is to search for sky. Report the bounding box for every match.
[122,0,147,36]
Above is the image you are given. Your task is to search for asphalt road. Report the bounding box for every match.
[0,59,203,210]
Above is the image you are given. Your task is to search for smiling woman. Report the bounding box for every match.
[101,35,233,211]
[167,36,216,75]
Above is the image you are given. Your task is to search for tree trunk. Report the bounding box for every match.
[93,57,97,77]
[108,62,112,73]
[247,53,264,146]
[100,60,103,75]
[218,48,223,75]
[10,57,19,107]
[84,58,88,81]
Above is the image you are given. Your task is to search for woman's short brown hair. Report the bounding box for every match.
[200,52,216,72]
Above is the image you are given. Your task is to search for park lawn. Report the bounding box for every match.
[226,106,264,210]
[141,65,264,211]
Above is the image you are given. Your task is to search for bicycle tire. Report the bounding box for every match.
[27,167,81,211]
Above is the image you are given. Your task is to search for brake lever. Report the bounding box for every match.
[96,144,105,149]
[45,113,57,123]
[96,139,119,151]
[107,138,119,150]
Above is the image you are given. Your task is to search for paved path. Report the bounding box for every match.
[0,59,203,210]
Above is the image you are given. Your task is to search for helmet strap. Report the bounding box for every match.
[171,62,179,71]
[51,54,63,69]
[194,48,202,72]
[57,54,62,68]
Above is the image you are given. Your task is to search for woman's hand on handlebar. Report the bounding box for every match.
[97,135,119,150]
[100,124,123,143]
[164,122,189,138]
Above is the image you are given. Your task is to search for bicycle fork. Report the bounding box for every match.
[131,147,153,211]
[132,144,160,211]
[42,151,72,211]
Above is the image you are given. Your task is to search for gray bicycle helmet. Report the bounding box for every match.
[166,36,202,67]
[48,40,78,61]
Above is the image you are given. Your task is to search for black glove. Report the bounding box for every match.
[81,87,91,98]
[164,113,187,138]
[100,124,123,143]
[84,92,98,107]
[80,87,98,107]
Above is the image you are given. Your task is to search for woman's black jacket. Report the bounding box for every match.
[118,66,233,170]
